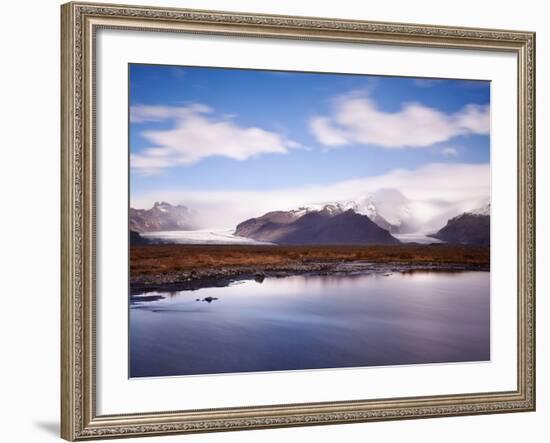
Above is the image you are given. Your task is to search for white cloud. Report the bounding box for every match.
[130,104,300,175]
[441,147,459,157]
[131,162,490,232]
[130,103,211,123]
[310,93,490,148]
[309,116,350,146]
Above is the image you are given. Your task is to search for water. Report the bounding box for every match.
[130,271,490,378]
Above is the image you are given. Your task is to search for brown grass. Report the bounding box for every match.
[130,244,489,277]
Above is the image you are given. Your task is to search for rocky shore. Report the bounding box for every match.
[130,260,489,294]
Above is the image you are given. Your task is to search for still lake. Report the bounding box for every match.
[130,271,490,377]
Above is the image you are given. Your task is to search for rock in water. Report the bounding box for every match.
[202,296,218,303]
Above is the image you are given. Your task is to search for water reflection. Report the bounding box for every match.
[130,271,490,377]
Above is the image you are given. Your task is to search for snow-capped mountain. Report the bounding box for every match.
[129,195,490,246]
[260,189,414,234]
[429,203,490,245]
[357,189,414,233]
[129,201,196,233]
[468,203,491,216]
[282,201,396,233]
[234,205,400,245]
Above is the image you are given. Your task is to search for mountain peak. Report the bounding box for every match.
[430,204,490,245]
[130,202,194,233]
[235,204,399,245]
[468,203,490,216]
[153,201,177,209]
[287,191,410,234]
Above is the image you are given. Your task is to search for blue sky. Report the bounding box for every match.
[129,64,490,228]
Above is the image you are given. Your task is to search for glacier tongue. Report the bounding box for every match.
[142,229,276,245]
[393,233,443,244]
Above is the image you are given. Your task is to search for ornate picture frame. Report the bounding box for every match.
[61,1,535,440]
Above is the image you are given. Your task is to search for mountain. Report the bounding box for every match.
[235,206,399,245]
[129,202,195,233]
[313,189,414,234]
[429,204,490,245]
[291,191,412,234]
[234,188,413,245]
[355,189,415,233]
[130,230,149,245]
[311,200,399,233]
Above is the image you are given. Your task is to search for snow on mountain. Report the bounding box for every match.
[365,189,413,229]
[429,203,490,246]
[234,207,400,245]
[132,194,490,246]
[282,189,414,234]
[468,203,491,216]
[130,201,196,233]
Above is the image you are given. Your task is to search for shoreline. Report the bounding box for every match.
[130,260,489,295]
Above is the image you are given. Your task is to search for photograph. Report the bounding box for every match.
[128,64,491,378]
[56,2,536,440]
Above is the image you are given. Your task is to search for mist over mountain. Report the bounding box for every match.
[129,194,491,246]
[129,201,196,233]
[347,189,416,233]
[234,188,415,240]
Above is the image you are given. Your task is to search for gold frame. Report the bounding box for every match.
[61,2,536,440]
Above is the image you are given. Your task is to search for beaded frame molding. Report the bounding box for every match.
[61,2,535,440]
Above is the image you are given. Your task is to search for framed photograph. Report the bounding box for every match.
[61,2,536,440]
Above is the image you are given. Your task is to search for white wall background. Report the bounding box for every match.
[0,0,546,442]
